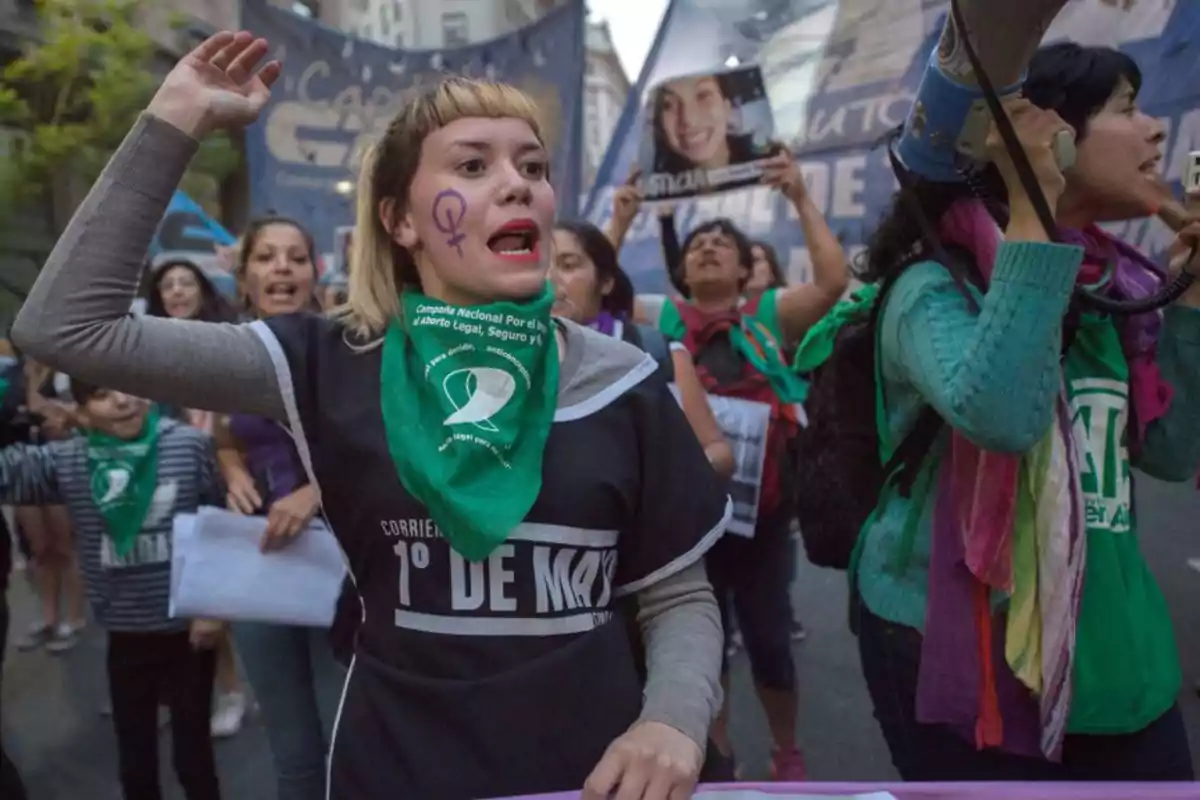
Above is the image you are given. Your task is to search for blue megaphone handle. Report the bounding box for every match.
[895,47,1023,184]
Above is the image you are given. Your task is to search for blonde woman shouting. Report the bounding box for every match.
[13,32,729,800]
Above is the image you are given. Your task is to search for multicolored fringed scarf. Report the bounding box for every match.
[914,198,1172,760]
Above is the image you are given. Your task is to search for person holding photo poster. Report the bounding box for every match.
[613,141,849,779]
[11,32,730,800]
[639,66,776,202]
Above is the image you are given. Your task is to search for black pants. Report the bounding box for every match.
[107,630,221,800]
[0,592,28,800]
[706,508,796,690]
[856,596,1195,781]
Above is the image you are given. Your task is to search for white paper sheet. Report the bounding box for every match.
[169,506,346,627]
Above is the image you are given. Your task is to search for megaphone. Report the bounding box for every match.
[896,0,1073,182]
[894,0,1197,314]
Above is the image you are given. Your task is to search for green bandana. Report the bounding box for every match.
[86,407,161,558]
[792,284,880,374]
[380,284,560,561]
[0,374,9,406]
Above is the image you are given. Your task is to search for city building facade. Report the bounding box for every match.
[339,0,558,50]
[582,18,630,194]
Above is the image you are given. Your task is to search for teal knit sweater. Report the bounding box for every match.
[858,240,1200,631]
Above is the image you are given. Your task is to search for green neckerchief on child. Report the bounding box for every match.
[86,407,161,558]
[379,283,560,561]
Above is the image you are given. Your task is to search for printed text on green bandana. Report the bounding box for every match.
[381,287,559,561]
[86,407,161,559]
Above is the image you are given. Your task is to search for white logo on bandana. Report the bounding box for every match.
[441,367,517,432]
[95,467,132,507]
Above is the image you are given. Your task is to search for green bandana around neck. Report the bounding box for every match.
[0,374,9,406]
[86,406,161,558]
[380,283,560,561]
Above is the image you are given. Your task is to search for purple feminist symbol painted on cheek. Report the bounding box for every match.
[432,189,468,257]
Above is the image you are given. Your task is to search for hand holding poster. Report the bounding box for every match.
[589,0,1200,296]
[639,65,777,201]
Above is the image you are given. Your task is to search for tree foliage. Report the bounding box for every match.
[0,0,238,225]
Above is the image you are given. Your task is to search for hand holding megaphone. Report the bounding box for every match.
[986,97,1075,212]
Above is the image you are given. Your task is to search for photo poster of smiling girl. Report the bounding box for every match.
[637,64,776,202]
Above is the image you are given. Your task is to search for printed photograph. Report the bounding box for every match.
[637,64,776,201]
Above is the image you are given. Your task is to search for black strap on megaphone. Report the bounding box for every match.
[948,0,1194,315]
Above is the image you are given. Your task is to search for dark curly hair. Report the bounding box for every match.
[675,217,755,297]
[859,42,1142,285]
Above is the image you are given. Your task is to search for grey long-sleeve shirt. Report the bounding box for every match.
[12,113,723,749]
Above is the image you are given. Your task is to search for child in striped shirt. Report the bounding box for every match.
[0,378,224,800]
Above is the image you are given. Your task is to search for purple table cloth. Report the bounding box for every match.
[498,783,1200,800]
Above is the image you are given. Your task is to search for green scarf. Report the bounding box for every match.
[659,297,808,404]
[86,407,161,558]
[792,284,880,374]
[380,284,560,561]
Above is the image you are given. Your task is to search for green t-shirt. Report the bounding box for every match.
[658,289,807,404]
[1063,313,1180,734]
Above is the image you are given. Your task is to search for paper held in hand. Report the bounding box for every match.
[170,506,346,627]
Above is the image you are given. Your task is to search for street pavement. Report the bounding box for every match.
[3,470,1198,798]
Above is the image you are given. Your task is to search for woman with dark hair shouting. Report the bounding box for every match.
[853,42,1200,781]
[12,31,728,800]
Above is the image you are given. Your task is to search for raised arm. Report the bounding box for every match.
[10,33,285,420]
[761,148,850,346]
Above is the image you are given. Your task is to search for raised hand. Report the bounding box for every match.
[760,142,806,202]
[147,31,282,140]
[986,97,1074,211]
[611,168,645,230]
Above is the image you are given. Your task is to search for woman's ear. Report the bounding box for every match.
[599,274,615,298]
[381,197,419,250]
[234,269,250,310]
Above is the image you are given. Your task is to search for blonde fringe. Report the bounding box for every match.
[330,77,546,343]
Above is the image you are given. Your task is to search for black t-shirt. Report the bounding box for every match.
[260,313,728,799]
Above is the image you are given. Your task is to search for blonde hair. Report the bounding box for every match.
[335,77,546,339]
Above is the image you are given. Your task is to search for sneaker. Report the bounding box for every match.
[210,692,246,738]
[770,747,808,781]
[16,623,52,652]
[790,619,807,642]
[45,622,80,653]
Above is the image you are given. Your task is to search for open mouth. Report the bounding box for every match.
[680,128,713,154]
[487,219,541,262]
[1139,155,1163,174]
[264,282,300,302]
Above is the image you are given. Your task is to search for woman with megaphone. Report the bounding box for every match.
[850,36,1200,781]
